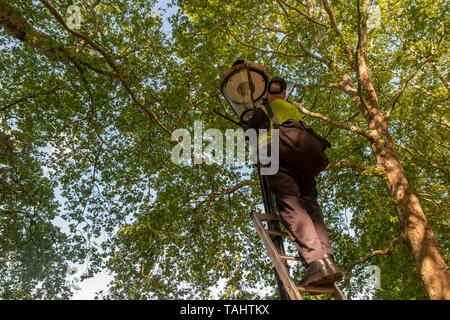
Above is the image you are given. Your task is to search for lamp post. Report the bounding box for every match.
[219,60,290,300]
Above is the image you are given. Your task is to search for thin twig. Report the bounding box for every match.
[289,100,373,140]
[340,236,403,289]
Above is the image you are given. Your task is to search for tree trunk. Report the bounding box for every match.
[356,30,450,298]
[370,121,450,300]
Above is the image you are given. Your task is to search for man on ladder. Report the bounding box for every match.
[245,76,343,289]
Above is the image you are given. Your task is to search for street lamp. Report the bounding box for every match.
[220,60,268,124]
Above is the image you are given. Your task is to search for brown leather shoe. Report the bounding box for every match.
[297,254,343,287]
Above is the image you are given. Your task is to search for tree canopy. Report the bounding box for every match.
[0,0,448,299]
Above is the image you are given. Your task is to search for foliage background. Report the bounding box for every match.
[0,0,448,299]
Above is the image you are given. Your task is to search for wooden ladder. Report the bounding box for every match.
[250,211,347,300]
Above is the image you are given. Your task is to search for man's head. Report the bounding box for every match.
[267,76,286,102]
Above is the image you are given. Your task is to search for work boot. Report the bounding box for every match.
[297,254,343,287]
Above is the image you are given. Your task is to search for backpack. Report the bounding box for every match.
[264,102,331,178]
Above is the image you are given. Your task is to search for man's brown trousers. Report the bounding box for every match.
[266,164,334,266]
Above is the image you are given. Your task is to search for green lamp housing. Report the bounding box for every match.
[220,60,268,124]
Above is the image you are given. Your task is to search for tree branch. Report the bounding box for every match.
[77,0,101,49]
[278,0,328,28]
[340,236,403,289]
[319,175,339,206]
[38,0,216,182]
[0,0,112,75]
[386,23,445,121]
[225,26,306,58]
[431,62,449,92]
[329,159,384,177]
[192,180,259,199]
[295,35,325,62]
[289,100,373,140]
[0,84,68,112]
[321,0,353,63]
[386,54,436,121]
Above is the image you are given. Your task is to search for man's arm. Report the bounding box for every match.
[244,108,270,132]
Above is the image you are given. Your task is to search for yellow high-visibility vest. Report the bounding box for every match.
[259,99,302,143]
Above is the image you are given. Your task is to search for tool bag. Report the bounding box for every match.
[265,102,331,178]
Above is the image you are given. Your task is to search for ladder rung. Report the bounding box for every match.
[258,213,281,222]
[266,230,289,237]
[250,209,347,300]
[279,254,301,261]
[297,286,336,294]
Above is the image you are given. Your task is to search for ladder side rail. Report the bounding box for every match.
[250,212,303,300]
[258,167,290,300]
[259,172,288,259]
[331,283,346,300]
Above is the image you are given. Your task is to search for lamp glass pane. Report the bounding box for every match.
[249,68,267,102]
[222,69,252,118]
